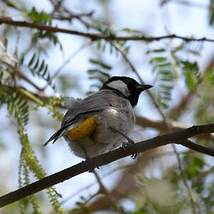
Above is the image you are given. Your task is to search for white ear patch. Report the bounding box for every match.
[106,80,130,96]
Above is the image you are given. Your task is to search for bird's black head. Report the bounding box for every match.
[102,76,152,106]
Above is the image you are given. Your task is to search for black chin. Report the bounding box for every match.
[128,91,141,107]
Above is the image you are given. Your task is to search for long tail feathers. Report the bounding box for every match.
[44,116,76,146]
[44,127,65,146]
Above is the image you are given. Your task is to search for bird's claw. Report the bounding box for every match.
[122,142,138,159]
[110,127,138,159]
[122,142,129,150]
[131,152,138,159]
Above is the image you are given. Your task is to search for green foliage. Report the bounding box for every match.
[195,69,214,124]
[18,127,65,214]
[21,52,56,89]
[182,154,205,181]
[206,69,214,84]
[165,152,214,213]
[136,200,183,214]
[0,59,65,213]
[46,98,64,121]
[147,47,174,109]
[0,65,15,86]
[182,60,199,91]
[96,39,130,56]
[208,0,214,26]
[202,183,214,213]
[147,42,201,109]
[89,58,112,70]
[172,42,201,91]
[0,87,30,125]
[32,31,63,49]
[87,58,111,93]
[27,7,52,25]
[0,58,64,213]
[71,195,92,214]
[94,26,129,56]
[18,151,42,214]
[28,53,49,80]
[0,47,17,91]
[26,7,62,48]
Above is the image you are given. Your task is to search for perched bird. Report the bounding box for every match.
[45,76,152,158]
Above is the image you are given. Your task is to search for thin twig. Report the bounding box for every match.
[52,11,94,21]
[92,170,121,212]
[42,41,92,91]
[172,144,198,214]
[61,164,127,205]
[82,192,99,205]
[160,0,209,9]
[16,69,44,92]
[0,17,214,43]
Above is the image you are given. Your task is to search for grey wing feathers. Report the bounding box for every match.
[44,98,81,146]
[62,90,121,127]
[45,90,124,145]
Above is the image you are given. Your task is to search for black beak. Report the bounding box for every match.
[138,84,153,91]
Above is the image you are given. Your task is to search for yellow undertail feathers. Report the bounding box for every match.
[66,116,97,141]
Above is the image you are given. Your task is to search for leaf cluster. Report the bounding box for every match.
[147,42,201,109]
[87,58,111,93]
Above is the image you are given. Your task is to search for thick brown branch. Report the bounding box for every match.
[136,116,214,141]
[182,139,214,156]
[0,123,213,208]
[0,17,214,42]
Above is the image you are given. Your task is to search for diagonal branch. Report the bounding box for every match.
[0,123,213,208]
[0,17,214,43]
[136,116,214,141]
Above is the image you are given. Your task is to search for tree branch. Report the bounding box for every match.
[0,17,214,43]
[52,11,94,21]
[136,116,214,141]
[0,123,213,208]
[160,0,208,9]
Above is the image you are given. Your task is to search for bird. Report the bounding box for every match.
[44,76,152,158]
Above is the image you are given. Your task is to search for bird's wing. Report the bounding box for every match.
[44,90,123,145]
[61,90,121,127]
[44,97,81,146]
[62,97,82,109]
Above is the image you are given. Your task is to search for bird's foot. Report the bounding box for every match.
[110,127,138,159]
